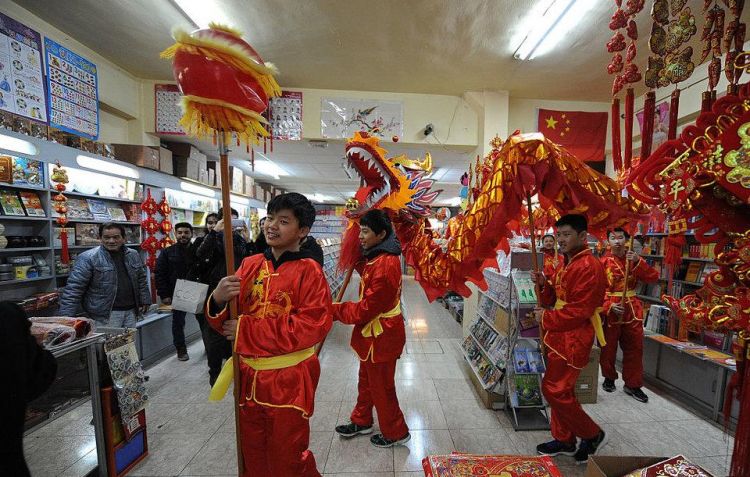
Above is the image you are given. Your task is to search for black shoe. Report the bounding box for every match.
[177,347,189,361]
[536,439,577,456]
[335,422,373,437]
[574,430,608,465]
[624,386,649,403]
[370,432,410,448]
[602,378,616,393]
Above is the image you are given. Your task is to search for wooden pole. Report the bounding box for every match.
[526,193,541,304]
[616,235,636,325]
[218,131,243,476]
[336,266,355,303]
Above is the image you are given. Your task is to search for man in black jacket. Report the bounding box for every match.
[0,302,57,477]
[155,222,195,361]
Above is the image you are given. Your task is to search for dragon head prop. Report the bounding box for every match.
[344,132,441,219]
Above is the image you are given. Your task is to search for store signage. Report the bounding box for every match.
[0,12,48,124]
[154,83,185,135]
[44,37,99,140]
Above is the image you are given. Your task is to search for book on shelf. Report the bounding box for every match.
[123,226,139,245]
[0,190,25,215]
[18,191,45,217]
[122,203,140,222]
[511,374,543,407]
[108,206,127,221]
[64,198,94,220]
[684,262,704,283]
[53,227,75,248]
[87,199,111,221]
[75,223,100,245]
[10,157,44,187]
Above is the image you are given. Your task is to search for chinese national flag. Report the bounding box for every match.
[537,109,607,173]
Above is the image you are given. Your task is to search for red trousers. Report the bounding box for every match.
[600,319,644,388]
[350,359,409,440]
[542,352,601,444]
[239,400,320,477]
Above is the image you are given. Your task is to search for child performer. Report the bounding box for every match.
[334,209,411,448]
[542,233,564,278]
[532,214,608,465]
[600,228,659,402]
[208,193,332,477]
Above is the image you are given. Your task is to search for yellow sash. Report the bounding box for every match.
[208,346,316,401]
[607,289,637,298]
[553,299,606,347]
[361,302,402,338]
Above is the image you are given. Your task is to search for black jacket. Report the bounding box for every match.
[300,235,324,266]
[189,230,254,292]
[364,232,402,259]
[155,242,195,300]
[0,302,57,477]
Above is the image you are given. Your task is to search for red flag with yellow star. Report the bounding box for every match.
[538,109,607,171]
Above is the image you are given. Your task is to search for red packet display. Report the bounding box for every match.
[624,455,715,477]
[422,454,562,477]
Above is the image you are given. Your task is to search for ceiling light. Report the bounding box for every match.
[171,0,224,28]
[0,133,37,155]
[180,181,215,197]
[252,154,288,180]
[514,0,596,60]
[77,155,139,179]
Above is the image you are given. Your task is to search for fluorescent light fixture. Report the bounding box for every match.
[0,133,37,155]
[171,0,226,28]
[230,194,250,205]
[180,181,215,197]
[253,159,288,180]
[77,155,139,179]
[514,0,596,60]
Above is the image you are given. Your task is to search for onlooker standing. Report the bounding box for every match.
[155,222,196,361]
[0,302,57,477]
[59,223,151,326]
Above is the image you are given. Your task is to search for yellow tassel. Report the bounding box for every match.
[159,43,179,59]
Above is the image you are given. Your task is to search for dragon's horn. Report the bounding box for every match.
[421,152,433,173]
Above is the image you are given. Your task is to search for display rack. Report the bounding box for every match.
[311,204,347,238]
[319,237,344,297]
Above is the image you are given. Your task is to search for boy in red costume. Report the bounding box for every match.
[542,233,564,278]
[532,214,608,465]
[334,209,410,448]
[600,228,659,402]
[208,193,332,477]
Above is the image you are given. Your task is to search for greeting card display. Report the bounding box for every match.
[19,191,45,216]
[104,332,148,423]
[154,83,185,135]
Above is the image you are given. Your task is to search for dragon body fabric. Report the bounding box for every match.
[340,131,647,302]
[626,80,750,477]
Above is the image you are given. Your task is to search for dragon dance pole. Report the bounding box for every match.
[616,235,635,325]
[218,131,244,475]
[526,193,545,356]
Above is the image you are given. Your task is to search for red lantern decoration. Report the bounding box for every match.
[161,220,173,234]
[50,162,70,263]
[141,216,160,235]
[141,189,158,215]
[158,195,172,216]
[159,236,174,249]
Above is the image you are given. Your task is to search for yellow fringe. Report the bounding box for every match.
[179,97,269,145]
[208,22,243,38]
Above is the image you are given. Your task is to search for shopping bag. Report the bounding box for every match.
[171,279,209,314]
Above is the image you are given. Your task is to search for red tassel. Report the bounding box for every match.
[664,234,686,267]
[729,341,750,477]
[624,88,634,170]
[611,98,623,173]
[668,89,680,140]
[60,230,70,264]
[701,91,712,112]
[641,91,656,160]
[338,221,364,273]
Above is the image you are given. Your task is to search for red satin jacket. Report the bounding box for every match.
[207,250,333,416]
[600,253,660,324]
[333,253,406,363]
[539,248,606,369]
[543,249,564,279]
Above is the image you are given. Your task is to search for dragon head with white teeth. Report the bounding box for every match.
[344,132,441,220]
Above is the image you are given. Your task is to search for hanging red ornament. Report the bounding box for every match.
[50,161,70,264]
[141,188,158,215]
[140,235,159,253]
[141,216,160,235]
[392,135,400,143]
[159,236,174,249]
[158,194,172,216]
[161,220,173,234]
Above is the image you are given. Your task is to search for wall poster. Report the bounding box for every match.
[321,97,403,139]
[44,37,98,139]
[0,12,47,123]
[154,83,185,135]
[268,90,302,140]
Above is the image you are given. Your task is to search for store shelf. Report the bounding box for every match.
[642,254,665,259]
[660,278,704,287]
[461,347,495,390]
[0,215,50,221]
[56,243,141,250]
[0,275,54,286]
[58,189,141,203]
[469,333,504,368]
[62,219,140,225]
[0,183,48,192]
[637,294,663,304]
[0,246,51,253]
[640,254,716,263]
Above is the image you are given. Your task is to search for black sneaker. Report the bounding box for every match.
[574,430,608,465]
[602,378,616,393]
[536,439,577,456]
[624,386,649,403]
[370,432,410,448]
[177,347,190,361]
[335,422,373,437]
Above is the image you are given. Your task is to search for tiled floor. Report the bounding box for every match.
[25,277,735,476]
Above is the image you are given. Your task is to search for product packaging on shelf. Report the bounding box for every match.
[111,144,160,171]
[157,146,173,174]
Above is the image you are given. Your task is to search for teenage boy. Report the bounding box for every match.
[208,193,332,477]
[542,233,564,278]
[600,228,659,402]
[334,209,410,448]
[155,222,195,361]
[531,214,608,465]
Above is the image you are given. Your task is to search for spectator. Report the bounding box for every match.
[193,207,252,385]
[155,222,196,361]
[59,223,151,326]
[0,302,57,477]
[254,217,268,254]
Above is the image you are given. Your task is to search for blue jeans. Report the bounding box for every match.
[108,309,137,328]
[172,310,187,349]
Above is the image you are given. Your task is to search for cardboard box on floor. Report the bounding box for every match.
[575,345,600,404]
[585,456,665,477]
